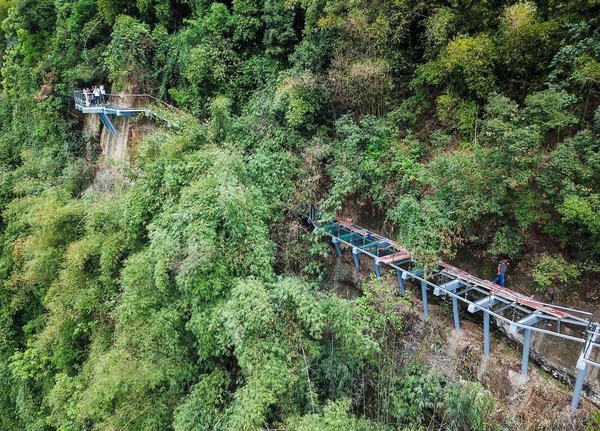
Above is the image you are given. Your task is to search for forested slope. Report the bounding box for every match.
[0,0,600,430]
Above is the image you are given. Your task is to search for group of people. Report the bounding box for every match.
[82,85,106,107]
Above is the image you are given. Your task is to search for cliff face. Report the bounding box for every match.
[83,113,154,162]
[100,116,131,161]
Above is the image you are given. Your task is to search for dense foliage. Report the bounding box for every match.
[0,0,599,429]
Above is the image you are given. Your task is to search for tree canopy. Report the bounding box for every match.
[0,0,599,429]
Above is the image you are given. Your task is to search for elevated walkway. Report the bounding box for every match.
[308,207,600,409]
[73,90,176,136]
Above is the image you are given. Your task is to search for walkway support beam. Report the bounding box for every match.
[484,311,490,356]
[332,238,342,257]
[421,280,429,317]
[522,328,532,376]
[468,296,501,313]
[571,366,588,409]
[374,261,381,277]
[395,269,405,296]
[509,313,544,334]
[452,296,460,332]
[434,279,463,297]
[352,247,360,269]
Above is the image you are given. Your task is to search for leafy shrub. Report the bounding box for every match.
[387,196,456,271]
[105,15,153,91]
[436,92,478,137]
[532,253,580,292]
[285,399,374,431]
[391,362,502,430]
[500,1,537,34]
[424,7,455,56]
[274,71,329,131]
[416,34,496,99]
[559,194,600,236]
[490,225,523,257]
[523,89,578,134]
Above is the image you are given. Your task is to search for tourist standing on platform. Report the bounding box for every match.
[93,86,100,106]
[492,258,510,288]
[83,88,90,106]
[100,85,106,104]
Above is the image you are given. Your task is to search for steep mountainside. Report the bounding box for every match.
[0,0,600,430]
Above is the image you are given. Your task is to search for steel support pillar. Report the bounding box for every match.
[332,238,342,257]
[452,296,460,332]
[521,328,532,376]
[483,311,490,356]
[374,261,381,277]
[421,280,429,316]
[571,366,588,409]
[395,269,405,296]
[352,247,360,268]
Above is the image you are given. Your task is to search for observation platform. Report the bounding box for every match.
[308,207,600,409]
[73,90,174,136]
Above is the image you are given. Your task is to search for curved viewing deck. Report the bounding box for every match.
[308,206,600,409]
[73,90,175,135]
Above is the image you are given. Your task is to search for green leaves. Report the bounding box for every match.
[223,278,276,348]
[523,89,578,134]
[285,399,375,431]
[532,253,580,292]
[173,370,231,431]
[417,34,496,99]
[2,0,600,429]
[387,195,456,270]
[274,71,329,131]
[323,114,412,211]
[105,15,153,90]
[559,194,600,236]
[500,2,537,35]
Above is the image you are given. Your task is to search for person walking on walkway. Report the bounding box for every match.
[100,85,106,105]
[492,258,510,288]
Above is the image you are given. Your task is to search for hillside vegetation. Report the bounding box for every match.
[0,0,600,430]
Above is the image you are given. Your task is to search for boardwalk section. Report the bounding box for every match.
[308,208,599,409]
[73,91,174,135]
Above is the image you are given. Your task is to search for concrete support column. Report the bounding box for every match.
[483,311,490,356]
[421,280,429,316]
[332,238,342,257]
[452,296,460,332]
[395,269,406,296]
[521,328,532,376]
[352,247,360,268]
[571,366,588,409]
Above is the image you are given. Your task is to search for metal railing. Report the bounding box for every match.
[309,209,596,342]
[73,90,180,126]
